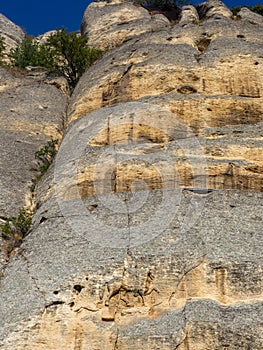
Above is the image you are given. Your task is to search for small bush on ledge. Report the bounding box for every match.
[30,138,59,192]
[1,138,59,257]
[231,4,263,17]
[1,208,32,241]
[1,208,32,257]
[35,138,59,175]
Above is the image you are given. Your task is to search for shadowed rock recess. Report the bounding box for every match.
[0,0,262,349]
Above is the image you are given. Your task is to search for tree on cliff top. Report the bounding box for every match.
[45,28,102,89]
[9,36,55,69]
[134,0,188,11]
[9,28,102,90]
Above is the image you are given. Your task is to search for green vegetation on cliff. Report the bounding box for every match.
[1,138,59,256]
[8,28,103,90]
[231,4,263,16]
[9,36,55,69]
[44,28,103,89]
[1,208,32,242]
[134,0,263,15]
[0,35,5,65]
[134,0,185,11]
[1,207,32,257]
[34,138,59,175]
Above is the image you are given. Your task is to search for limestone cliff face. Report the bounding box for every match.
[0,67,68,270]
[0,13,25,57]
[0,1,262,349]
[71,0,263,193]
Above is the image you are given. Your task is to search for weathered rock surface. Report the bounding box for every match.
[0,67,68,269]
[0,68,68,217]
[0,182,262,348]
[197,0,233,20]
[36,30,58,44]
[81,0,170,50]
[0,1,262,349]
[72,8,263,119]
[69,1,263,193]
[0,13,25,55]
[238,6,263,25]
[179,5,199,25]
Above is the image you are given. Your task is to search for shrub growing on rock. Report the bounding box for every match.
[1,208,32,241]
[9,29,103,90]
[45,28,103,89]
[134,0,187,11]
[1,207,32,257]
[252,4,263,15]
[0,35,5,65]
[231,4,263,16]
[34,138,59,175]
[30,138,59,192]
[9,36,55,69]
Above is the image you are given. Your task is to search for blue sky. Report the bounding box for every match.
[0,0,262,36]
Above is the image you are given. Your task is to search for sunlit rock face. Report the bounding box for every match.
[70,0,263,193]
[0,68,68,217]
[81,0,170,51]
[0,66,68,269]
[0,1,262,349]
[0,13,25,58]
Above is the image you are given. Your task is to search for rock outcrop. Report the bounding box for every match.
[0,1,262,349]
[0,13,25,56]
[71,0,263,193]
[81,0,170,50]
[0,68,68,215]
[0,67,68,268]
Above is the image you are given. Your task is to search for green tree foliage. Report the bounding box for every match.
[252,4,263,15]
[1,208,32,241]
[45,28,103,89]
[134,0,187,11]
[8,29,102,90]
[0,35,6,65]
[231,4,263,16]
[9,36,55,69]
[30,138,59,193]
[34,138,59,175]
[1,207,32,257]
